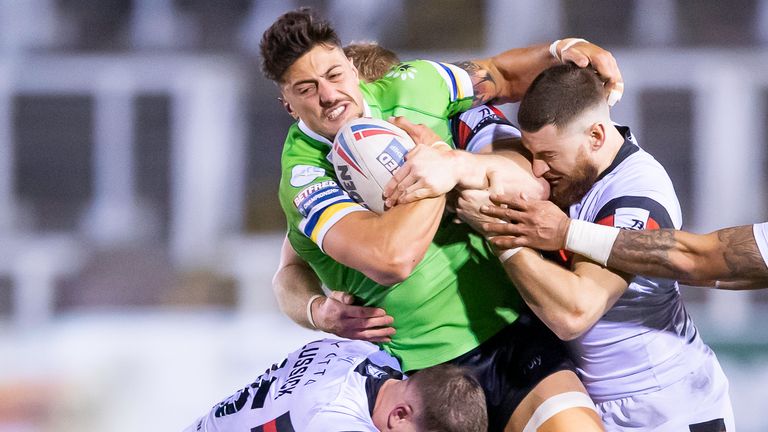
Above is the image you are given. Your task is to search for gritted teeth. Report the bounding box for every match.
[326,104,346,121]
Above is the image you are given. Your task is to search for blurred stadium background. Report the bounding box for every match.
[0,0,767,430]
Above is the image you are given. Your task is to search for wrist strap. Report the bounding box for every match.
[548,39,562,61]
[498,247,523,263]
[564,219,620,266]
[306,294,324,329]
[549,38,589,62]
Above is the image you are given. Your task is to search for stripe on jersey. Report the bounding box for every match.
[593,196,673,230]
[251,411,295,432]
[450,105,519,152]
[425,61,474,102]
[294,180,368,250]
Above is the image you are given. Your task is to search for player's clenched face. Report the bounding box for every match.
[280,44,365,140]
[522,124,599,208]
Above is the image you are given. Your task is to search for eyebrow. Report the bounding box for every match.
[292,65,343,88]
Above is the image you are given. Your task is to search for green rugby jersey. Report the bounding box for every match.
[278,60,524,371]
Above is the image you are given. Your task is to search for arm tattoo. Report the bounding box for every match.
[453,61,499,106]
[609,229,680,278]
[717,226,768,279]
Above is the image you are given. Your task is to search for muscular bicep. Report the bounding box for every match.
[321,210,392,280]
[321,197,445,286]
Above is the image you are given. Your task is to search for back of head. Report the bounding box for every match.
[518,63,605,133]
[260,7,341,82]
[343,42,400,82]
[409,364,487,432]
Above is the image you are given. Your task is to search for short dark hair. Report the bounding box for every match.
[343,42,400,82]
[518,63,605,133]
[260,8,342,82]
[409,364,487,432]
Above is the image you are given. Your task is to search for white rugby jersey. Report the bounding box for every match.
[567,126,718,402]
[753,222,768,266]
[451,104,521,153]
[184,339,403,432]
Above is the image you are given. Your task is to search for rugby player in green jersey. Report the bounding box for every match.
[261,8,622,432]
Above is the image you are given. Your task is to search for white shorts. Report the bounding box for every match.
[597,355,734,432]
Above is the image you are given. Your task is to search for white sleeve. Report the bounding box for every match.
[752,222,768,267]
[305,411,378,432]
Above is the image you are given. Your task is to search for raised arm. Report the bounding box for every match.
[457,39,623,106]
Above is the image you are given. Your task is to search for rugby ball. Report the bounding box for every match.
[331,118,416,213]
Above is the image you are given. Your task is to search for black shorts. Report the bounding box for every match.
[447,312,576,432]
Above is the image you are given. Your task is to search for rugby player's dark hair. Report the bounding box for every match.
[260,7,341,82]
[409,364,488,432]
[518,62,605,133]
[343,42,400,82]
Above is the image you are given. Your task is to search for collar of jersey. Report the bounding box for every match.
[297,100,372,147]
[595,124,640,182]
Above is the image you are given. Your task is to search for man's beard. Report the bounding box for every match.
[549,153,599,209]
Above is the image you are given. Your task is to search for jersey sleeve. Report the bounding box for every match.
[279,127,370,252]
[421,60,475,116]
[450,104,521,153]
[592,196,675,230]
[753,222,768,267]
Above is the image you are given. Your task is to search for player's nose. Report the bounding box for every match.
[531,159,550,178]
[317,80,340,106]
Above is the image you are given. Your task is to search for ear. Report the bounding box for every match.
[278,97,298,120]
[588,122,606,151]
[387,403,415,429]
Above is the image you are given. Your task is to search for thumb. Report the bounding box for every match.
[389,116,419,138]
[329,290,354,304]
[488,170,504,196]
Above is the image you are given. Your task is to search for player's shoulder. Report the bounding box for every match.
[608,146,676,198]
[369,59,472,103]
[593,148,682,229]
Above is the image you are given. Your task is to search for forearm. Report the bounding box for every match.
[607,229,728,281]
[452,150,548,199]
[500,249,609,340]
[272,262,323,329]
[478,43,555,104]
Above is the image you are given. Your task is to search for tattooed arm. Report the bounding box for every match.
[455,40,623,106]
[480,197,768,285]
[609,226,768,283]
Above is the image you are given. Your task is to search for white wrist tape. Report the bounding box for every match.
[548,39,561,60]
[306,294,324,329]
[549,38,588,62]
[498,247,523,263]
[564,219,620,266]
[559,38,589,58]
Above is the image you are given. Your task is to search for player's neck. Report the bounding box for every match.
[372,379,412,431]
[596,122,625,174]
